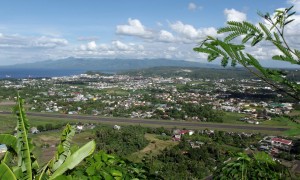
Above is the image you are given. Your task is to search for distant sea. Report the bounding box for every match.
[0,68,86,79]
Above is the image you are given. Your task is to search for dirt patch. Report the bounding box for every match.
[0,101,15,105]
[40,146,57,163]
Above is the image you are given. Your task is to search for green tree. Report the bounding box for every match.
[213,152,289,179]
[194,6,300,101]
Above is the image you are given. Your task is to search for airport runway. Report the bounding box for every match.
[0,111,289,132]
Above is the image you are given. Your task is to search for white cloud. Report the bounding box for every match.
[87,41,97,50]
[170,21,200,39]
[200,27,218,37]
[0,33,68,49]
[169,21,218,42]
[116,18,153,38]
[80,41,97,51]
[33,36,68,48]
[112,40,131,50]
[224,8,247,22]
[168,46,177,51]
[188,3,197,11]
[158,30,176,42]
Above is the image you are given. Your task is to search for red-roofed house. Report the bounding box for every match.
[271,137,292,150]
[172,129,195,141]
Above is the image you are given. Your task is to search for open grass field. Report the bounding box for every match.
[222,112,246,124]
[127,133,178,163]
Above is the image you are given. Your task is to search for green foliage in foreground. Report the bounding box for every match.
[65,151,153,179]
[214,152,289,180]
[194,6,300,101]
[0,95,96,179]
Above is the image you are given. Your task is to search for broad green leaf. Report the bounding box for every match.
[0,163,17,180]
[50,140,96,180]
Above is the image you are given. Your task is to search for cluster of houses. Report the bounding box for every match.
[259,136,293,155]
[0,73,296,124]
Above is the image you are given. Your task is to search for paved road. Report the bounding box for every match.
[0,111,289,132]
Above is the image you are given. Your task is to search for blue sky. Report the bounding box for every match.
[0,0,299,67]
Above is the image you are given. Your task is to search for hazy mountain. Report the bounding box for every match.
[4,58,219,71]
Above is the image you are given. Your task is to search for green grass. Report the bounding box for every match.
[127,133,178,163]
[0,101,14,111]
[222,112,246,124]
[261,116,300,136]
[289,110,300,116]
[283,128,300,137]
[0,113,100,133]
[262,117,292,126]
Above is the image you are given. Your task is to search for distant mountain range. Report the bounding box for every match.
[4,58,219,71]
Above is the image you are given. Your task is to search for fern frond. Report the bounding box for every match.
[273,32,281,43]
[243,21,261,33]
[272,41,293,60]
[272,55,298,64]
[245,53,268,76]
[224,31,245,42]
[193,47,216,55]
[251,33,264,46]
[218,26,247,34]
[259,23,272,40]
[294,49,300,60]
[221,57,229,67]
[227,21,244,27]
[242,33,255,44]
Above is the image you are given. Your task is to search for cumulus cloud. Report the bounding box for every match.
[170,21,200,39]
[169,21,218,42]
[224,8,247,22]
[158,30,176,42]
[80,41,97,51]
[112,40,131,50]
[116,18,153,38]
